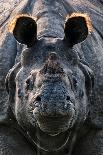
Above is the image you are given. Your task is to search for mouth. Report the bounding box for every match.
[35,114,75,135]
[27,108,76,151]
[30,100,76,135]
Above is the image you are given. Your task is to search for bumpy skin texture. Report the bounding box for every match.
[0,0,103,155]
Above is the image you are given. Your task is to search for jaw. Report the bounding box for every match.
[25,114,76,152]
[26,123,73,152]
[15,106,77,152]
[32,104,76,136]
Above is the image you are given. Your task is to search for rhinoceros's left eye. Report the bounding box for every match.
[72,76,78,89]
[25,78,34,91]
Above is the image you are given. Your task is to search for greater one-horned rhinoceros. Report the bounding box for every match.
[0,0,103,155]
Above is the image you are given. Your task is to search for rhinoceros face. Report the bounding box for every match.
[6,13,94,151]
[15,42,81,135]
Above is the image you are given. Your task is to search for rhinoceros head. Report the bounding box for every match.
[6,13,94,151]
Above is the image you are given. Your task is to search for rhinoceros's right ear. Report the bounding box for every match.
[5,62,21,103]
[8,15,37,47]
[64,13,93,46]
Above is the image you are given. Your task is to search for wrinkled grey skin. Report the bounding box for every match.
[0,0,103,155]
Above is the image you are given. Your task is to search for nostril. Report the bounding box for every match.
[66,96,70,101]
[35,96,41,102]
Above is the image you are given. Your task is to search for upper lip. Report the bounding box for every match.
[35,115,71,127]
[32,103,75,117]
[36,115,72,135]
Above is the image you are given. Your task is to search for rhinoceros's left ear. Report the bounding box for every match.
[64,13,93,46]
[8,14,37,47]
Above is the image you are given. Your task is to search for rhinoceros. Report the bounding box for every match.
[0,0,103,155]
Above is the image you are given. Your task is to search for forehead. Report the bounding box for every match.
[17,38,85,82]
[21,37,79,68]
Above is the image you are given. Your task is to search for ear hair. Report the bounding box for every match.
[64,12,93,46]
[65,13,93,34]
[8,14,37,47]
[8,14,37,33]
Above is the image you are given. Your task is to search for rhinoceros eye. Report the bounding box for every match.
[72,76,78,89]
[25,78,34,91]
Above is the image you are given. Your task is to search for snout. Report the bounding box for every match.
[33,92,75,117]
[30,52,76,134]
[30,81,75,134]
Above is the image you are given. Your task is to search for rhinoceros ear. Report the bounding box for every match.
[8,15,37,47]
[64,13,92,46]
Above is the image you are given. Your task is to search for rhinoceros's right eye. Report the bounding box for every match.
[72,76,78,89]
[25,78,34,91]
